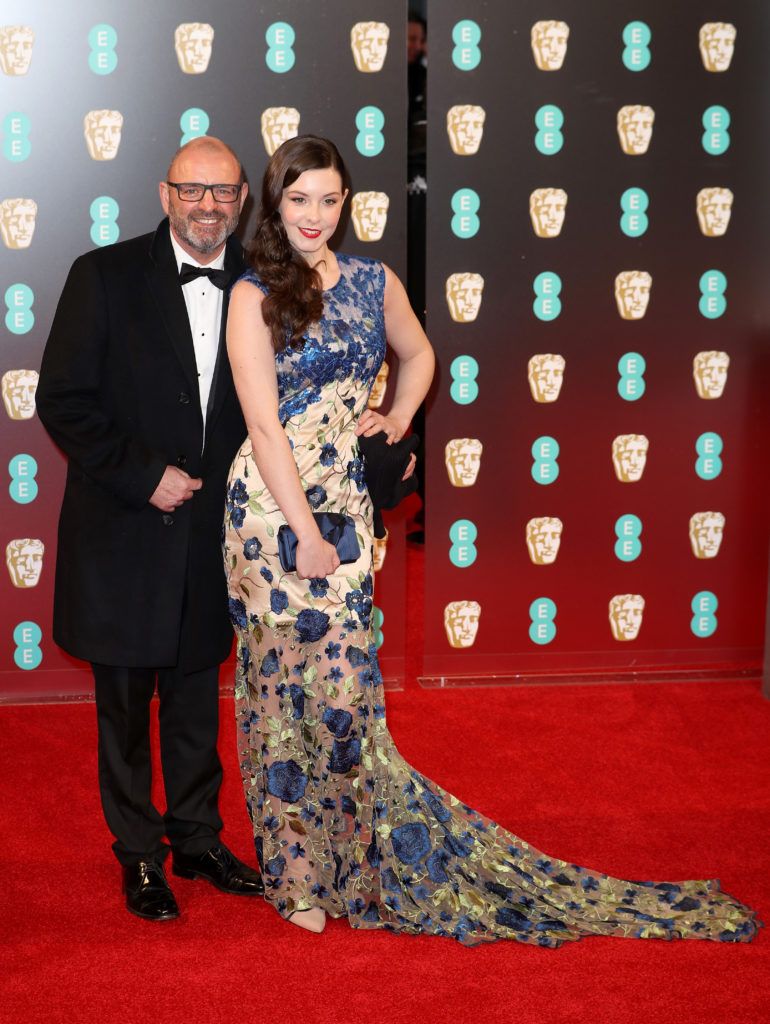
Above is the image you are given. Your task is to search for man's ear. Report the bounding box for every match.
[159,181,170,215]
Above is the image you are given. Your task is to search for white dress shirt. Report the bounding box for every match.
[169,230,225,437]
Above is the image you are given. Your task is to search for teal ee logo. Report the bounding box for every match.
[620,187,648,236]
[618,352,646,401]
[449,519,478,567]
[691,591,718,638]
[90,196,119,247]
[451,188,480,238]
[266,22,295,73]
[452,20,481,70]
[699,269,726,318]
[450,355,479,404]
[9,453,38,504]
[622,21,651,70]
[88,24,118,75]
[372,606,384,649]
[615,514,642,561]
[14,621,42,670]
[180,108,209,146]
[529,597,556,645]
[695,432,723,479]
[531,436,559,484]
[3,112,31,162]
[4,283,34,334]
[535,105,564,154]
[355,106,385,156]
[702,105,730,154]
[533,271,562,321]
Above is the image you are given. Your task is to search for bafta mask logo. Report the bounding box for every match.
[447,105,486,156]
[0,198,37,249]
[351,191,390,242]
[350,21,390,72]
[174,23,214,74]
[2,368,38,419]
[84,110,124,161]
[689,511,725,559]
[446,272,484,323]
[609,594,645,641]
[529,188,567,238]
[261,106,300,156]
[531,20,569,70]
[528,354,565,403]
[444,600,481,649]
[0,25,34,75]
[693,350,730,399]
[373,529,389,573]
[615,270,652,320]
[6,538,44,588]
[367,362,390,410]
[445,438,483,487]
[696,187,733,237]
[617,105,655,155]
[526,517,563,565]
[612,434,649,482]
[699,23,736,72]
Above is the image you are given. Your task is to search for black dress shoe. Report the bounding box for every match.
[122,860,180,921]
[172,842,264,896]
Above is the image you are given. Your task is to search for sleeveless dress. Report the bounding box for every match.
[223,254,758,946]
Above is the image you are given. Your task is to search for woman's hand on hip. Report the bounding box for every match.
[356,409,408,445]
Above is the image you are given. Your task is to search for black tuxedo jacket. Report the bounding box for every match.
[37,219,247,671]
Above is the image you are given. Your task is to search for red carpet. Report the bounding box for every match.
[2,678,769,1024]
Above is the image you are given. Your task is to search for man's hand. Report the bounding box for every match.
[149,466,202,512]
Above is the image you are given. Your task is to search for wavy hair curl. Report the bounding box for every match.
[248,134,350,351]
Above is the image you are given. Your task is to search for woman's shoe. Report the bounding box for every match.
[287,907,326,933]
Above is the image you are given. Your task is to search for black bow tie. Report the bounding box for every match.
[179,263,231,289]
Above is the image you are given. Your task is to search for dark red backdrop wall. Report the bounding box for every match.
[423,0,770,684]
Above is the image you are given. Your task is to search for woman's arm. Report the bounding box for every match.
[356,264,435,443]
[227,280,339,579]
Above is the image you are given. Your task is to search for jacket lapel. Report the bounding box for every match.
[145,220,201,403]
[204,235,246,443]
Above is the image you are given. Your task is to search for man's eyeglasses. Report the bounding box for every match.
[166,182,242,203]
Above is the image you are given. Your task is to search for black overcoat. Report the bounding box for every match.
[36,219,247,671]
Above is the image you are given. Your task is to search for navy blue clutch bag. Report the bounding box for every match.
[277,513,360,573]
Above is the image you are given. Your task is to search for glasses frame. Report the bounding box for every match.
[166,181,242,203]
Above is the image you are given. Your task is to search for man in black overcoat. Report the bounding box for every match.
[36,137,263,920]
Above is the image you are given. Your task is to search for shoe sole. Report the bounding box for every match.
[125,902,179,922]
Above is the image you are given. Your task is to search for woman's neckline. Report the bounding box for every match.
[320,252,344,293]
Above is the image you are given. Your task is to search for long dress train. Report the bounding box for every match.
[223,256,758,946]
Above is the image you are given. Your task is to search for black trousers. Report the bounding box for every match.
[92,662,223,866]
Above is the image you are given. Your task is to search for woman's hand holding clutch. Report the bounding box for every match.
[295,535,341,580]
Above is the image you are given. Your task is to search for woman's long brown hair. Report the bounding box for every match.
[248,134,350,351]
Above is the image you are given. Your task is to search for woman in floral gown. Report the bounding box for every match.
[223,135,758,944]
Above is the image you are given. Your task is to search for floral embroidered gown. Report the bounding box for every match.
[223,254,758,946]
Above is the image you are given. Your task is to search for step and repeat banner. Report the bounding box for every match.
[424,1,770,683]
[0,0,407,701]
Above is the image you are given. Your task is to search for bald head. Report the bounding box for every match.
[160,135,248,263]
[167,136,243,183]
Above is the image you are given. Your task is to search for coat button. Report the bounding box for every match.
[178,392,190,404]
[176,455,187,467]
[162,513,174,526]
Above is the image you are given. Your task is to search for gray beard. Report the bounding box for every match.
[170,212,234,256]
